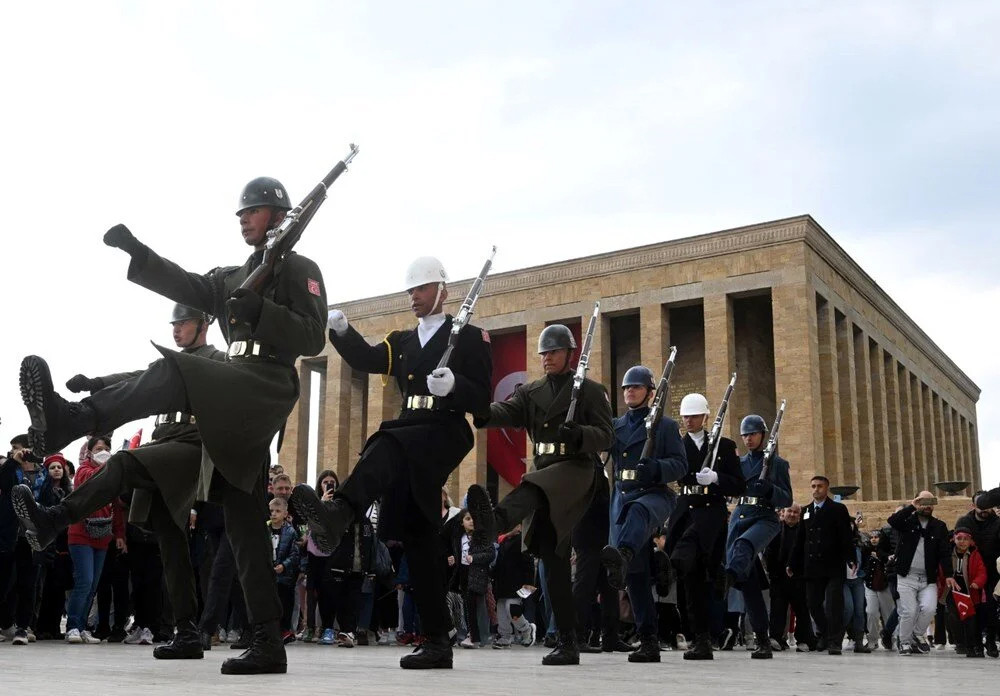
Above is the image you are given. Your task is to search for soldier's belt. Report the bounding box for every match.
[681,485,712,495]
[615,469,637,481]
[736,496,768,506]
[406,395,437,410]
[155,412,197,426]
[227,339,280,361]
[534,442,567,456]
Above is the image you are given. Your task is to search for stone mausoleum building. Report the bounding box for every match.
[280,215,981,525]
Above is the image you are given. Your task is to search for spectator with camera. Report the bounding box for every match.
[888,491,956,655]
[33,454,74,640]
[304,469,338,644]
[0,434,44,645]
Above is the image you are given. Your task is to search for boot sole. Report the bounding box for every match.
[20,356,53,456]
[220,662,287,675]
[466,484,495,538]
[290,485,336,553]
[153,651,204,659]
[399,660,453,669]
[11,485,50,551]
[599,545,626,590]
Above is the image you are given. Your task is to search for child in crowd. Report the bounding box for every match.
[492,523,536,648]
[269,497,301,644]
[937,526,987,657]
[450,510,493,648]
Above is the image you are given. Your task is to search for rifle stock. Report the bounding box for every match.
[436,246,497,370]
[640,346,678,460]
[565,301,600,424]
[706,373,737,471]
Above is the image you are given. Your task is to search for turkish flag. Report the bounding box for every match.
[126,429,143,450]
[952,590,976,620]
[487,331,527,486]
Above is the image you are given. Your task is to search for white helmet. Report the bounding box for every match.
[404,256,448,290]
[680,393,710,416]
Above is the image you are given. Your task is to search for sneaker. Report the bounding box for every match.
[396,632,415,645]
[297,627,315,643]
[899,643,913,655]
[66,629,83,644]
[217,628,228,643]
[460,636,478,649]
[936,642,947,651]
[493,638,512,649]
[676,634,688,651]
[337,632,355,648]
[720,628,736,651]
[795,642,812,653]
[225,629,241,644]
[140,628,154,646]
[124,627,145,645]
[12,629,29,646]
[880,629,892,651]
[80,630,102,644]
[26,628,36,643]
[518,622,537,647]
[319,628,336,645]
[281,630,296,644]
[376,632,393,646]
[913,637,931,654]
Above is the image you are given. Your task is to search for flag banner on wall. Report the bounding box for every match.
[487,331,528,486]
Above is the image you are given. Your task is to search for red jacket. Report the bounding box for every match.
[67,458,125,549]
[937,544,988,604]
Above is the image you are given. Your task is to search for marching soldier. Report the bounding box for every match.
[467,324,614,666]
[14,177,328,674]
[665,392,745,660]
[600,365,687,663]
[724,413,792,659]
[290,256,492,670]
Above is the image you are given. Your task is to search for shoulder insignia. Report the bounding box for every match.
[307,278,321,296]
[481,329,490,343]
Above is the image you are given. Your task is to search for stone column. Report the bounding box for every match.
[703,293,737,442]
[910,374,929,493]
[897,366,916,497]
[869,342,890,500]
[322,353,354,482]
[969,422,982,492]
[587,309,611,389]
[836,314,862,498]
[853,327,878,500]
[933,393,948,484]
[926,390,942,489]
[770,282,823,498]
[639,303,669,383]
[284,360,313,485]
[883,355,904,500]
[816,297,843,485]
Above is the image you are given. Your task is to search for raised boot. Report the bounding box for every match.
[628,634,661,663]
[20,356,97,456]
[542,631,580,666]
[399,635,453,669]
[751,632,773,659]
[683,633,714,660]
[289,484,354,554]
[153,621,204,660]
[11,485,70,551]
[220,621,287,675]
[600,545,633,591]
[466,484,498,539]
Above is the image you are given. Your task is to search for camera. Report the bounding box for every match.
[23,451,44,465]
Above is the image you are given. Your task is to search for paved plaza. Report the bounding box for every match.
[0,641,993,695]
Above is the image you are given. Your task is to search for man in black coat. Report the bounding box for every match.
[765,504,815,651]
[957,494,1000,657]
[665,392,744,660]
[468,323,615,666]
[13,177,327,674]
[787,475,856,654]
[290,256,492,670]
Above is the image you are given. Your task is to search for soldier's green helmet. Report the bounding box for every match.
[740,414,768,436]
[170,303,211,325]
[537,325,576,354]
[236,177,292,216]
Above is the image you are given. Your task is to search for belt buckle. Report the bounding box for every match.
[407,395,435,410]
[229,340,247,358]
[620,470,636,481]
[535,442,562,455]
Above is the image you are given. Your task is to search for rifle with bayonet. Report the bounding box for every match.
[706,373,737,471]
[758,399,786,480]
[436,246,497,370]
[640,346,679,460]
[230,143,359,323]
[565,301,600,424]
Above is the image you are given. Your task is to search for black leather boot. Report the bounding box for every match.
[578,630,601,654]
[600,545,633,591]
[628,635,661,663]
[751,632,772,659]
[200,632,213,651]
[289,484,353,554]
[153,621,204,660]
[853,631,871,653]
[11,485,70,551]
[542,631,580,666]
[683,633,714,660]
[399,635,453,669]
[221,621,287,675]
[20,355,97,456]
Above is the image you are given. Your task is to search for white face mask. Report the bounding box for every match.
[91,450,112,465]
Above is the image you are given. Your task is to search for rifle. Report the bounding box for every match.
[436,246,497,370]
[565,301,600,424]
[706,373,737,471]
[640,346,679,460]
[230,143,360,323]
[758,399,786,480]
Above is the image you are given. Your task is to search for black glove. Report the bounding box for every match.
[556,422,583,453]
[754,478,774,498]
[226,288,264,327]
[103,224,147,261]
[635,457,660,487]
[66,374,104,393]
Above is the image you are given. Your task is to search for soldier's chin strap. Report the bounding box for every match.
[432,282,444,316]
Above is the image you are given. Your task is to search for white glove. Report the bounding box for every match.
[426,367,456,397]
[695,467,719,486]
[327,309,348,336]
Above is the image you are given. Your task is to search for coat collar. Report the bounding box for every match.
[399,315,453,375]
[525,372,574,423]
[615,409,649,448]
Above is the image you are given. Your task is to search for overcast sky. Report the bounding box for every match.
[1,1,997,491]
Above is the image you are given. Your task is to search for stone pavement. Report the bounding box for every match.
[0,642,994,695]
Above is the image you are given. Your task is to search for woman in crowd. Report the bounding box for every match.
[33,454,73,639]
[305,469,338,644]
[65,435,125,644]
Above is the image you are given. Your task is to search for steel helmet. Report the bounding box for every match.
[236,177,291,215]
[404,256,448,291]
[740,414,768,436]
[170,303,211,324]
[680,393,710,416]
[537,325,576,353]
[621,366,655,390]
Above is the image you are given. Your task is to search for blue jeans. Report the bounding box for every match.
[67,545,107,631]
[843,577,866,637]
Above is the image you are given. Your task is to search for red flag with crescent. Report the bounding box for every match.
[486,331,527,486]
[953,590,976,620]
